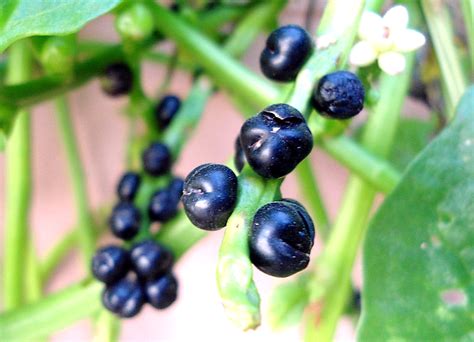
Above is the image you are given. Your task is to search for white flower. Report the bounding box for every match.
[349,5,426,75]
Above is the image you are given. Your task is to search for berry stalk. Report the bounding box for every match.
[3,41,34,310]
[54,96,96,268]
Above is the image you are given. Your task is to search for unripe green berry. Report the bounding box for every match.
[115,3,154,42]
[40,36,76,77]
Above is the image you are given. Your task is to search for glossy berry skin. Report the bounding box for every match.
[92,245,130,284]
[168,176,184,200]
[312,71,365,119]
[155,95,181,129]
[182,164,238,230]
[102,278,145,318]
[117,172,141,202]
[100,63,133,97]
[240,104,313,178]
[144,273,178,309]
[148,188,179,222]
[280,198,315,243]
[130,240,173,279]
[109,202,141,240]
[249,201,315,277]
[142,142,172,177]
[260,25,313,82]
[234,136,246,172]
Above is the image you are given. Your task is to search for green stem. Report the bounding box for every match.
[304,42,417,342]
[148,1,280,109]
[40,230,77,283]
[421,0,467,118]
[94,311,120,342]
[3,41,32,310]
[55,96,96,267]
[294,158,331,240]
[25,240,43,303]
[320,136,400,194]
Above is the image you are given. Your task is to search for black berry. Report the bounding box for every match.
[144,273,178,309]
[250,201,315,277]
[102,278,145,318]
[130,240,174,279]
[280,198,315,243]
[100,63,133,97]
[92,245,130,284]
[117,171,141,202]
[240,104,313,178]
[260,25,313,82]
[142,142,172,177]
[168,176,184,200]
[312,71,365,119]
[155,95,181,129]
[109,202,141,240]
[148,188,179,222]
[234,136,246,172]
[182,164,238,230]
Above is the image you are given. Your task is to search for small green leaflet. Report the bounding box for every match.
[357,86,474,341]
[0,0,122,53]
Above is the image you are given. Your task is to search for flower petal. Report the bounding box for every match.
[350,41,378,67]
[378,51,406,75]
[359,11,385,42]
[383,5,409,31]
[394,29,426,52]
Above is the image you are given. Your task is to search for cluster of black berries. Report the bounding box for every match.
[181,104,316,278]
[92,240,177,318]
[260,25,365,120]
[92,114,184,318]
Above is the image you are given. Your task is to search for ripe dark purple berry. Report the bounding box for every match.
[117,171,141,201]
[260,25,313,82]
[100,63,133,97]
[142,142,172,177]
[155,95,181,129]
[168,176,184,200]
[102,278,145,318]
[130,240,173,279]
[92,245,130,284]
[109,202,141,240]
[182,164,238,230]
[240,104,313,178]
[249,201,315,277]
[312,71,365,119]
[144,273,178,309]
[148,188,179,222]
[234,136,246,172]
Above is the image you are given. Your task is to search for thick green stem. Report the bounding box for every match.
[25,240,43,304]
[294,158,331,240]
[55,96,96,267]
[422,0,467,118]
[94,311,120,342]
[3,41,32,310]
[304,45,417,342]
[149,1,280,109]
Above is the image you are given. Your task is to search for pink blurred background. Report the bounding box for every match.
[0,1,429,340]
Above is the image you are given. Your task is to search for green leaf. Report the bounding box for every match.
[0,0,122,53]
[358,87,474,341]
[268,274,311,330]
[389,118,436,170]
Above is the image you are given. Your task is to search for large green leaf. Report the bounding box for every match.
[358,87,474,341]
[0,0,122,53]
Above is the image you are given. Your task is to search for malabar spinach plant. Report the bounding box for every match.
[0,0,472,341]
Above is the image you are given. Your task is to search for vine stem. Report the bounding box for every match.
[421,0,467,118]
[294,158,331,240]
[55,96,96,267]
[304,27,418,342]
[460,0,473,74]
[3,41,33,310]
